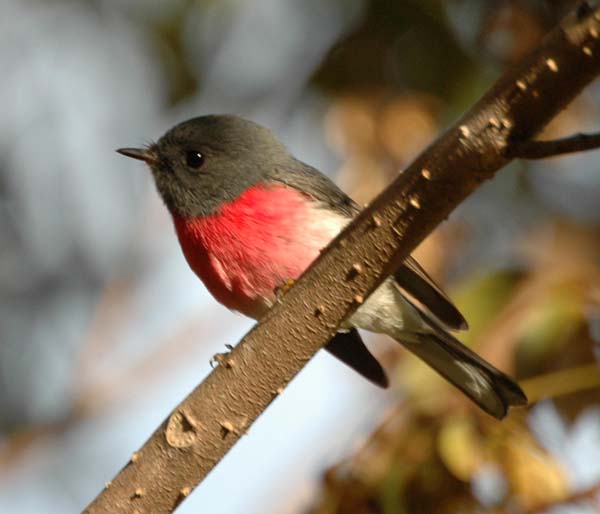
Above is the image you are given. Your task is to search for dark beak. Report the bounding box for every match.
[116,147,156,164]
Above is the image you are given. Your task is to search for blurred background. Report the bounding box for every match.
[1,0,600,512]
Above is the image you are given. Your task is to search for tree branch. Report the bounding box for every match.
[83,4,600,513]
[506,131,600,159]
[525,481,600,514]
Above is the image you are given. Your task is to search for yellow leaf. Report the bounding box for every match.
[437,416,484,481]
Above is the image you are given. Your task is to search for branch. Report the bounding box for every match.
[506,131,600,159]
[525,481,600,514]
[83,4,600,514]
[520,363,600,402]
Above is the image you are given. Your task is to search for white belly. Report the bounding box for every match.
[346,278,425,338]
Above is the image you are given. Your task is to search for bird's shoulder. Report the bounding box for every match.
[270,159,359,218]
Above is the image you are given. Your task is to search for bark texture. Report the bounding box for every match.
[84,5,600,513]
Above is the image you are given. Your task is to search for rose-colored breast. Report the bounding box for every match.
[173,184,344,319]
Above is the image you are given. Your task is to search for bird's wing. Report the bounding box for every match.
[276,160,467,331]
[325,328,388,388]
[394,257,468,331]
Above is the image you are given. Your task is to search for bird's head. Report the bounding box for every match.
[118,115,293,218]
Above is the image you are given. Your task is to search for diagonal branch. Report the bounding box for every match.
[506,131,600,159]
[82,4,600,514]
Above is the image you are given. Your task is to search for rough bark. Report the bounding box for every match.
[83,4,600,513]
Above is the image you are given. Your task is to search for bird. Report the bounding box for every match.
[117,114,527,419]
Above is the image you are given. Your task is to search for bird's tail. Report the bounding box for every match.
[398,327,527,419]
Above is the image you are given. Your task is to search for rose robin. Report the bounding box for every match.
[118,115,527,419]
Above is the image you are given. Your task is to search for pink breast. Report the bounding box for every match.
[173,184,343,319]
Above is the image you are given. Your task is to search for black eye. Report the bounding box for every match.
[185,151,204,169]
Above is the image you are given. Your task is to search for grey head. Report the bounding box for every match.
[117,115,296,218]
[117,114,358,218]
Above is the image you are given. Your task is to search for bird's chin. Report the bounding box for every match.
[150,172,179,215]
[152,175,206,219]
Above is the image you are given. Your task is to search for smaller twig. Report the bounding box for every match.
[506,132,600,159]
[525,481,600,514]
[519,363,600,402]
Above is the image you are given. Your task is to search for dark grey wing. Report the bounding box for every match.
[325,329,388,388]
[394,257,468,331]
[275,159,467,331]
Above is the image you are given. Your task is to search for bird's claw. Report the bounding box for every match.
[274,278,296,302]
[210,345,235,368]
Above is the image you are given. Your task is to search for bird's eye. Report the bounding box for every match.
[185,151,205,169]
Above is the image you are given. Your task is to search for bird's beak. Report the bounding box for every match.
[116,147,156,165]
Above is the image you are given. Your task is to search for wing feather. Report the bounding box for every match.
[394,256,468,331]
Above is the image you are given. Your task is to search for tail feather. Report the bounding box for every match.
[401,330,527,419]
[325,329,389,388]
